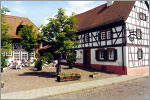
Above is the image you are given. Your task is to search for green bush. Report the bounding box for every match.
[43,52,54,63]
[1,55,7,69]
[66,50,76,69]
[34,52,53,71]
[34,53,44,71]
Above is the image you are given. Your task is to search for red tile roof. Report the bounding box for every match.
[75,1,135,32]
[3,15,39,39]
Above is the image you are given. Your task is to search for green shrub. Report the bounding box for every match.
[66,50,76,69]
[1,55,7,69]
[34,53,44,71]
[34,52,53,71]
[43,52,54,63]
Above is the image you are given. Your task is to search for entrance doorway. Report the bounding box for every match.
[83,49,91,67]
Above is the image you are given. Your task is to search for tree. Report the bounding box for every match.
[41,8,79,75]
[1,7,12,70]
[19,25,38,66]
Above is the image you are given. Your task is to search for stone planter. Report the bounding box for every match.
[57,73,81,82]
[1,81,4,88]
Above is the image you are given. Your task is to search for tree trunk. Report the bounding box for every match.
[56,56,61,76]
[28,52,30,67]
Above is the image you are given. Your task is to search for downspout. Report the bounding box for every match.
[121,23,126,74]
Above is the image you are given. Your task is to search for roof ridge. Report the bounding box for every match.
[4,15,28,19]
[75,3,107,16]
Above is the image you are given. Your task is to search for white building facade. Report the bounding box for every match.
[61,1,149,75]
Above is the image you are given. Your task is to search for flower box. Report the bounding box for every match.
[57,73,81,82]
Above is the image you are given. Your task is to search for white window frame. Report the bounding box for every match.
[13,51,20,61]
[21,51,28,61]
[99,50,104,60]
[136,29,142,39]
[6,51,12,56]
[108,49,114,60]
[107,30,111,39]
[101,31,106,40]
[137,49,143,59]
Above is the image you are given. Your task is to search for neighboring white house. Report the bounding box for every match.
[61,1,149,75]
[3,15,43,62]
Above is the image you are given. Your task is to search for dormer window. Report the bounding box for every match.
[16,25,24,35]
[139,12,147,21]
[136,29,142,39]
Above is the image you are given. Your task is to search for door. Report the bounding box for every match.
[83,49,91,67]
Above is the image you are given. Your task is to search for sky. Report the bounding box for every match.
[1,1,106,27]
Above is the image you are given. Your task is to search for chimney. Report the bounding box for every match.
[107,1,114,7]
[5,11,11,15]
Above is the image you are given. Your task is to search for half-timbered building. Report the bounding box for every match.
[3,15,42,62]
[61,1,149,75]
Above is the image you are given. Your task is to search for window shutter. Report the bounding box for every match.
[95,50,99,61]
[104,50,108,61]
[141,50,143,59]
[114,49,117,61]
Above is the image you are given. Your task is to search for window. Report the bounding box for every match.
[95,49,117,61]
[107,30,111,39]
[22,51,28,60]
[14,51,20,61]
[99,50,104,60]
[95,49,107,61]
[6,51,12,56]
[29,52,35,58]
[139,12,147,21]
[137,49,143,59]
[108,49,114,60]
[85,34,89,42]
[101,31,106,40]
[136,29,142,39]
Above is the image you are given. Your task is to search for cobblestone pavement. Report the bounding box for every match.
[1,65,118,93]
[42,76,149,99]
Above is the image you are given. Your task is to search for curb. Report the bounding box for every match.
[1,73,149,99]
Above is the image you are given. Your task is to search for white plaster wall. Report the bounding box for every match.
[61,49,83,64]
[125,1,149,68]
[91,47,125,66]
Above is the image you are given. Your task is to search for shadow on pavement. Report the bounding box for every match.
[18,72,57,78]
[62,65,117,75]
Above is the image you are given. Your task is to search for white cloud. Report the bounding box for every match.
[66,1,95,15]
[43,17,49,25]
[13,6,27,17]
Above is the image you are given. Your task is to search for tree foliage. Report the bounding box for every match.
[19,25,38,53]
[19,25,38,66]
[1,7,12,69]
[1,7,12,57]
[41,8,79,55]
